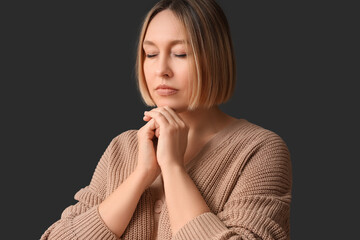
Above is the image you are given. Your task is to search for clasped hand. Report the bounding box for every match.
[136,106,189,185]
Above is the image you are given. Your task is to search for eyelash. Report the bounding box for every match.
[146,54,187,58]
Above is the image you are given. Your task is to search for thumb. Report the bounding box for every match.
[155,128,160,138]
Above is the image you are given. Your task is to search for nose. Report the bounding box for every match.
[155,54,173,79]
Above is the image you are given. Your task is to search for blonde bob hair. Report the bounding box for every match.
[136,0,236,110]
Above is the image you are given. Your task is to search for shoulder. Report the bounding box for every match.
[106,129,139,158]
[101,130,140,174]
[227,119,291,171]
[233,119,289,151]
[236,120,291,174]
[111,129,138,145]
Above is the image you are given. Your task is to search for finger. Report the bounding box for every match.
[146,118,157,130]
[143,114,152,122]
[144,110,170,127]
[163,106,186,127]
[146,118,160,138]
[155,127,160,138]
[139,118,157,140]
[151,107,177,125]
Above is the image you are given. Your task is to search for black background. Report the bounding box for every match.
[2,1,358,239]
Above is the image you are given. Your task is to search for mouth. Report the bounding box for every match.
[155,85,178,96]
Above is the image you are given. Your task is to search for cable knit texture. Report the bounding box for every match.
[41,119,292,240]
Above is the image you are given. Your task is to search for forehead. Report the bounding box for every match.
[144,9,188,45]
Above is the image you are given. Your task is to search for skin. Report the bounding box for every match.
[99,9,237,237]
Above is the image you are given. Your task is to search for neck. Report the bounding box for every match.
[178,106,236,138]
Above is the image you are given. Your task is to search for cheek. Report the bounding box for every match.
[143,62,152,85]
[143,61,149,76]
[181,64,194,88]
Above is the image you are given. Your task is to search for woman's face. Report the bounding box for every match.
[143,10,194,112]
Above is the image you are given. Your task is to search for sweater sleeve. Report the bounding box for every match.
[173,132,292,240]
[40,135,122,240]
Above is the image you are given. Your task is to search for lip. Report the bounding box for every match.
[155,84,178,96]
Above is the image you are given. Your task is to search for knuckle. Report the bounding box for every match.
[157,109,165,115]
[179,122,187,129]
[167,127,175,134]
[158,113,166,121]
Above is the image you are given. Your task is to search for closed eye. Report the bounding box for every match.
[175,54,187,58]
[146,54,157,58]
[145,53,187,58]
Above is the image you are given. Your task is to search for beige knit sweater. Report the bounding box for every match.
[41,119,292,240]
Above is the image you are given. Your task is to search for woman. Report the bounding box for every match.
[41,0,292,239]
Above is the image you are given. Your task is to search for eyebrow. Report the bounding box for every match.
[143,39,189,46]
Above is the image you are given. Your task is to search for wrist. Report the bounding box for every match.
[160,162,186,178]
[133,167,153,190]
[158,155,185,170]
